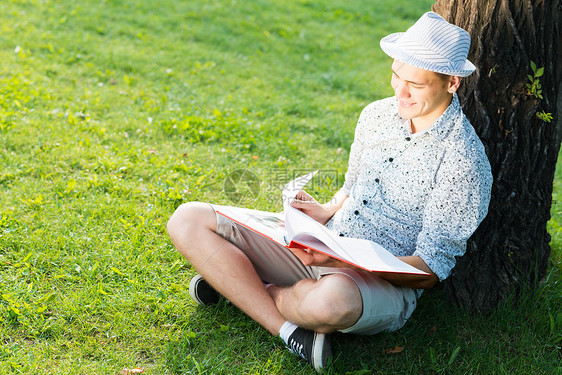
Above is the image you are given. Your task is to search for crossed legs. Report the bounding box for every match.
[167,202,363,335]
[268,275,363,333]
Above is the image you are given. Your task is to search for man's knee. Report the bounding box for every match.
[302,274,362,331]
[167,202,217,242]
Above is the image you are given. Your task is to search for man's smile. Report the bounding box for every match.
[398,99,416,108]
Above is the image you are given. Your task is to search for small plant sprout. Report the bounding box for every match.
[536,111,553,123]
[526,61,544,99]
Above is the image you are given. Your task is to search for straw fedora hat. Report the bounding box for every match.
[380,12,476,77]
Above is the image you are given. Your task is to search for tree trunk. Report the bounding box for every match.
[431,0,562,313]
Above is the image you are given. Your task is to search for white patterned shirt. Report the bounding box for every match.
[328,94,492,282]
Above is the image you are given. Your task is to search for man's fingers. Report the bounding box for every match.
[291,192,317,207]
[288,247,314,265]
[292,198,314,205]
[288,247,312,255]
[295,190,314,201]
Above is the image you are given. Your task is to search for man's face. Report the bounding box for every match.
[390,60,453,129]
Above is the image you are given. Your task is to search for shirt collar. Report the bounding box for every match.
[427,93,462,142]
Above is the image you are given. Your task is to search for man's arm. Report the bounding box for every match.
[289,247,438,290]
[377,256,438,289]
[289,191,438,289]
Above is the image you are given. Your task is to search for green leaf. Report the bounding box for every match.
[530,60,537,72]
[7,305,21,316]
[448,346,461,365]
[98,283,108,295]
[66,178,76,193]
[38,293,55,303]
[536,67,544,77]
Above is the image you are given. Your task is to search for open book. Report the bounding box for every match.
[215,171,428,275]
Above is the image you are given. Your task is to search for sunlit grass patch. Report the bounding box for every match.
[0,0,560,373]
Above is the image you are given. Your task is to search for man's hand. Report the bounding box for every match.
[288,247,350,268]
[377,256,439,289]
[290,190,347,225]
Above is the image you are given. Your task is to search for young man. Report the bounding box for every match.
[167,12,492,372]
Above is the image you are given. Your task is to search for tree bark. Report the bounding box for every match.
[432,0,562,313]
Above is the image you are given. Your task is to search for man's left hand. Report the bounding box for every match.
[288,247,350,268]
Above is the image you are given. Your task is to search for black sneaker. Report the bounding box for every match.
[286,327,331,372]
[189,274,221,305]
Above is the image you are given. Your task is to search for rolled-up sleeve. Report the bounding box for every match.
[413,148,492,281]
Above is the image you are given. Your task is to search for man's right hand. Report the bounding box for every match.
[290,190,348,225]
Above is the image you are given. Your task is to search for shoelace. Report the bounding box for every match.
[288,338,305,359]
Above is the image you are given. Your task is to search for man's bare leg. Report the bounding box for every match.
[268,274,363,333]
[167,202,286,335]
[168,202,362,334]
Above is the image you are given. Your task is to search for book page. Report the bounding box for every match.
[213,205,287,246]
[285,206,356,261]
[216,173,428,275]
[282,170,318,211]
[292,233,428,274]
[285,205,428,275]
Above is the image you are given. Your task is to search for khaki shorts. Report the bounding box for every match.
[212,205,417,335]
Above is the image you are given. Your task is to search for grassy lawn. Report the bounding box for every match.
[1,0,560,373]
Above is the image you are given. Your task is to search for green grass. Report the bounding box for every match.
[1,0,560,373]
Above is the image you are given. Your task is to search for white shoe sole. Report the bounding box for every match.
[312,332,331,372]
[188,274,206,305]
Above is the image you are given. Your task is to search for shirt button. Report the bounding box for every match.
[405,137,411,141]
[375,178,380,183]
[389,157,394,162]
[362,200,367,205]
[354,210,359,215]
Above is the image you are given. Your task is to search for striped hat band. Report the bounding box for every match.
[380,12,476,77]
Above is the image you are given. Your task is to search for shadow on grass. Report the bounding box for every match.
[164,278,561,374]
[334,277,561,375]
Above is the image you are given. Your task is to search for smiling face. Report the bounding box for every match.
[391,60,460,133]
